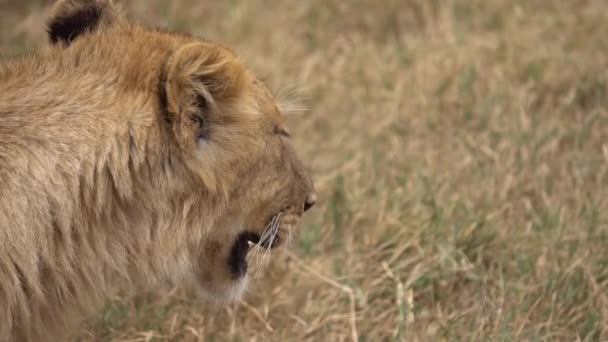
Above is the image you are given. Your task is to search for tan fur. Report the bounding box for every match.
[0,1,315,341]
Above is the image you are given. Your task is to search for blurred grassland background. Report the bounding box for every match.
[2,0,608,341]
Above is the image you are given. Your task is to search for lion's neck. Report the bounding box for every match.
[0,116,221,341]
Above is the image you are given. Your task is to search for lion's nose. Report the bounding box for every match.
[303,193,317,212]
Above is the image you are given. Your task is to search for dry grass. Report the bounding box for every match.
[2,0,608,340]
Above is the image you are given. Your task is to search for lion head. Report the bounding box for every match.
[45,0,317,302]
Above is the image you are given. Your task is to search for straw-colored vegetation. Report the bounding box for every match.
[2,0,608,340]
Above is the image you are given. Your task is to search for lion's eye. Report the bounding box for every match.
[191,113,209,140]
[274,126,291,138]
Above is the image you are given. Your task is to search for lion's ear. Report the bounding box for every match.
[47,0,122,46]
[163,42,250,147]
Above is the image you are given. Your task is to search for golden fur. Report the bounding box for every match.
[0,0,316,340]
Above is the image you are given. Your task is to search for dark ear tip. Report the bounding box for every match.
[47,0,117,46]
[48,7,102,44]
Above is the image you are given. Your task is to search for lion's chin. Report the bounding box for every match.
[193,216,287,303]
[193,231,264,303]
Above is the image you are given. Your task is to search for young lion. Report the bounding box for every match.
[0,0,316,340]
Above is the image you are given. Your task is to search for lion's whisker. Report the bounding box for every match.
[262,214,280,260]
[250,212,283,278]
[250,219,271,277]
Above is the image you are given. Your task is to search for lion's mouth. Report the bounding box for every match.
[227,231,259,278]
[228,213,284,278]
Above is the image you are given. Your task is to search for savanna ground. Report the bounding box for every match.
[2,0,608,341]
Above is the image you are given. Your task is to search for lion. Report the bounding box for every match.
[0,0,316,340]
